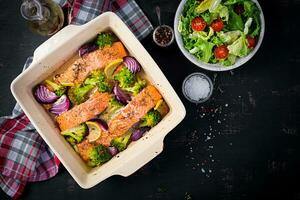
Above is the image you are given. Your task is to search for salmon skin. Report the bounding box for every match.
[94,85,162,146]
[57,91,110,131]
[54,42,127,85]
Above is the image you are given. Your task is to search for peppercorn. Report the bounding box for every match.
[154,26,173,46]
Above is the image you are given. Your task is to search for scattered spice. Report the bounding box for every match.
[154,26,173,46]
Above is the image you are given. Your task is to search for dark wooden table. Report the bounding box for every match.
[1,0,300,199]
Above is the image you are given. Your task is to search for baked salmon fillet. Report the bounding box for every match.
[83,42,127,71]
[94,85,162,146]
[57,91,110,131]
[54,42,127,85]
[76,139,94,161]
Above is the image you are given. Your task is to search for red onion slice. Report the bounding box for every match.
[108,146,118,156]
[79,43,98,57]
[113,83,131,104]
[131,127,150,141]
[50,95,70,115]
[34,84,58,104]
[123,56,141,74]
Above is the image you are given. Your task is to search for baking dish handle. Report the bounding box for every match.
[33,24,82,61]
[114,140,164,177]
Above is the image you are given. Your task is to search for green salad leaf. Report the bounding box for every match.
[227,34,249,57]
[243,17,253,35]
[195,0,213,13]
[209,0,222,12]
[190,39,215,63]
[200,11,213,24]
[179,0,199,36]
[211,4,229,22]
[223,0,244,5]
[211,35,223,46]
[218,31,241,44]
[199,3,228,24]
[190,27,214,41]
[221,54,237,66]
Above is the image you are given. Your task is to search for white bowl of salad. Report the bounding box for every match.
[174,0,265,71]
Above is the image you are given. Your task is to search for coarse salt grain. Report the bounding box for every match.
[184,75,211,102]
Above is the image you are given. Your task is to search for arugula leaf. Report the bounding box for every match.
[226,6,244,31]
[243,1,256,17]
[250,14,261,37]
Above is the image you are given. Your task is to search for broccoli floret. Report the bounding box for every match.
[96,32,117,48]
[100,97,124,122]
[139,110,162,128]
[109,97,124,108]
[65,136,77,146]
[68,84,94,105]
[84,70,111,92]
[87,144,112,167]
[111,131,132,152]
[61,124,88,145]
[96,82,110,93]
[84,70,103,86]
[114,67,135,88]
[45,79,66,96]
[123,77,147,96]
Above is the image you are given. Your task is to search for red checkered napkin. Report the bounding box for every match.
[0,0,153,199]
[0,57,60,200]
[61,0,153,40]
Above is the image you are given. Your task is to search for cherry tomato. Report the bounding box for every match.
[246,36,256,48]
[191,17,207,32]
[234,4,245,15]
[211,19,224,32]
[214,45,229,60]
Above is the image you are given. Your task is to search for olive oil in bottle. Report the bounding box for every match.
[20,0,64,36]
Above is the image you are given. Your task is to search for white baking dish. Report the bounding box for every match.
[10,12,186,188]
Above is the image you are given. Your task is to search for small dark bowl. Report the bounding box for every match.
[152,25,175,47]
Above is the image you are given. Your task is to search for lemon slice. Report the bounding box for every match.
[61,82,74,87]
[154,100,169,117]
[154,99,163,110]
[86,121,102,142]
[104,58,123,79]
